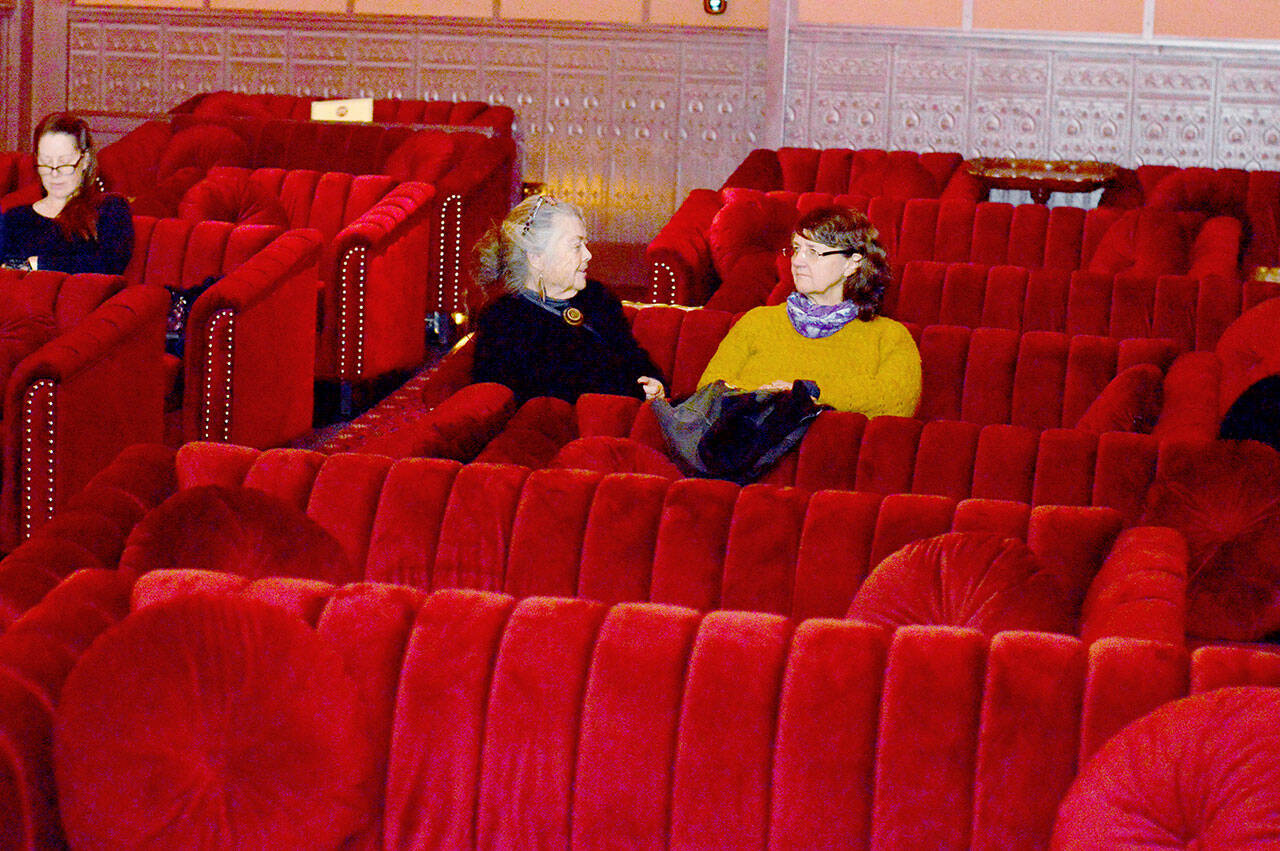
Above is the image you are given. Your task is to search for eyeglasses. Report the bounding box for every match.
[35,155,84,176]
[521,194,559,235]
[782,243,852,260]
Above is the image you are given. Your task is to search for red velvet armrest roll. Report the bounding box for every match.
[353,382,518,461]
[645,189,724,305]
[2,286,168,549]
[1078,526,1189,646]
[1151,351,1222,442]
[322,181,436,382]
[182,227,323,448]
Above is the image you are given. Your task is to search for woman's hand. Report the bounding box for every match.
[638,376,664,400]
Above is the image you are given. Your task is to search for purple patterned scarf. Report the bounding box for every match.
[785,292,859,338]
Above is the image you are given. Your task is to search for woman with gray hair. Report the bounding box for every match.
[472,194,665,404]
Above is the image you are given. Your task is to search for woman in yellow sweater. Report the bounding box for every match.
[698,204,921,417]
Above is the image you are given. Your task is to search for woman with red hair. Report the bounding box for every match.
[1,112,132,274]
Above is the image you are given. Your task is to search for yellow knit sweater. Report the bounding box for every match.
[697,305,922,417]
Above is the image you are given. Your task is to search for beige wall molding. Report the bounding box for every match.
[54,6,1280,239]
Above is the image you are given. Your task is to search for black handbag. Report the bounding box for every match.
[651,379,827,484]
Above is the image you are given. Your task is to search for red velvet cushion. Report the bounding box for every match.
[382,131,457,182]
[847,532,1077,635]
[1053,687,1280,849]
[708,190,797,281]
[119,484,355,583]
[1074,364,1164,434]
[178,173,291,227]
[1141,440,1280,641]
[549,436,683,478]
[54,594,378,849]
[188,91,274,119]
[849,153,939,199]
[1145,168,1247,220]
[1086,209,1203,276]
[0,299,55,415]
[156,125,250,185]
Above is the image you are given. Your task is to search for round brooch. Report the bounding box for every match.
[563,306,584,326]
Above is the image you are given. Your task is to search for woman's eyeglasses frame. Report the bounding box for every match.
[782,243,853,260]
[35,154,85,177]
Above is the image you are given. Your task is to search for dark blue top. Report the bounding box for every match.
[1,193,133,275]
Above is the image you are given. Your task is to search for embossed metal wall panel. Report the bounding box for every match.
[64,9,1280,241]
[788,26,1280,172]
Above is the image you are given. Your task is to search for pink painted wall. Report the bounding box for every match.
[974,0,1144,33]
[798,0,962,27]
[1157,0,1280,40]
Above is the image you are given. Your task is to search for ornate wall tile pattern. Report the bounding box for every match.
[64,10,1280,241]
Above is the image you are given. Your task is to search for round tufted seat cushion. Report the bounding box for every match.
[1140,439,1280,641]
[1052,686,1280,849]
[847,532,1077,636]
[179,171,291,227]
[54,594,379,850]
[120,484,355,584]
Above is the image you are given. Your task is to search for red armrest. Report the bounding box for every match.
[321,181,436,382]
[1079,526,1188,645]
[184,228,323,448]
[2,286,167,548]
[646,189,724,305]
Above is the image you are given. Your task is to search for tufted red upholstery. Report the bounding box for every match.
[178,171,290,226]
[0,274,166,551]
[1101,163,1280,274]
[1074,364,1164,434]
[55,594,380,849]
[0,439,1186,643]
[120,484,355,584]
[647,146,984,307]
[1140,439,1280,643]
[0,578,1272,849]
[883,258,1269,352]
[323,305,1181,519]
[653,187,1244,312]
[170,90,516,135]
[101,115,517,324]
[183,166,434,383]
[126,216,323,447]
[1151,297,1280,443]
[848,532,1078,636]
[1053,686,1280,849]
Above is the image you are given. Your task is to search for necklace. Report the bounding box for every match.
[563,306,584,326]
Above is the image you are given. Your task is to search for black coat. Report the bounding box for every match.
[473,279,664,405]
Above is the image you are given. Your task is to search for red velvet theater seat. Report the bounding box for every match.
[181,166,436,386]
[668,188,1244,313]
[0,273,166,551]
[1153,296,1280,444]
[169,90,517,136]
[1101,163,1280,275]
[1,581,1273,849]
[125,215,323,448]
[0,440,1177,642]
[321,305,1181,514]
[647,146,985,306]
[100,118,518,325]
[885,259,1269,352]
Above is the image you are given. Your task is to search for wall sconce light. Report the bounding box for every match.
[704,0,726,13]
